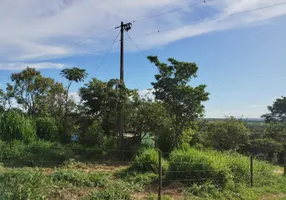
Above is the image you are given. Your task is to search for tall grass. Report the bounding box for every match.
[0,111,36,142]
[167,148,275,188]
[0,169,47,200]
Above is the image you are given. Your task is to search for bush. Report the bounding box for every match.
[35,117,59,141]
[80,120,106,147]
[128,148,169,174]
[50,169,109,187]
[0,140,72,167]
[0,111,36,142]
[0,169,47,200]
[87,181,131,200]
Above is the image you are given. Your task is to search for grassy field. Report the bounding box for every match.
[0,148,286,200]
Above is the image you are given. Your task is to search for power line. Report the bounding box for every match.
[95,30,121,71]
[133,0,213,23]
[125,32,159,73]
[131,1,286,39]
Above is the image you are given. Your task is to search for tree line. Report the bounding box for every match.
[0,56,285,162]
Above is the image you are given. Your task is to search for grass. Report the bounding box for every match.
[0,147,285,199]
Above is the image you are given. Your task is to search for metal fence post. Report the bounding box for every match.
[158,150,162,200]
[250,155,253,187]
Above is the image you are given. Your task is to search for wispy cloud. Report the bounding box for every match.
[0,62,66,70]
[0,0,285,66]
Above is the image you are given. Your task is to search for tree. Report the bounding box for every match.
[10,67,62,115]
[199,117,250,151]
[147,56,209,147]
[262,96,286,123]
[60,67,88,142]
[262,97,286,174]
[79,78,127,137]
[125,91,171,145]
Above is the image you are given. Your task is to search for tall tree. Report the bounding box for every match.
[79,78,127,136]
[148,56,209,147]
[10,67,61,115]
[60,67,88,142]
[262,97,286,174]
[262,96,286,123]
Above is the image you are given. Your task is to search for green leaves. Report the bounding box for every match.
[148,56,209,147]
[262,96,286,123]
[60,67,88,83]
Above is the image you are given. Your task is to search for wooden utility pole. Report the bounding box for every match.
[115,22,132,150]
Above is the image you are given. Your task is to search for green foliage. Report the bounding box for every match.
[80,120,105,147]
[167,148,274,188]
[199,117,250,151]
[128,148,168,174]
[86,181,131,200]
[148,56,209,147]
[50,169,109,187]
[0,169,47,200]
[262,96,286,123]
[0,111,36,142]
[35,117,59,141]
[0,140,72,167]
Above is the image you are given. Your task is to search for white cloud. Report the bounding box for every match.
[0,62,66,70]
[69,92,81,103]
[0,0,285,65]
[138,89,155,100]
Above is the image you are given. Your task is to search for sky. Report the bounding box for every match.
[0,0,286,118]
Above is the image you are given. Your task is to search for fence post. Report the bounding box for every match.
[250,155,253,187]
[158,150,162,200]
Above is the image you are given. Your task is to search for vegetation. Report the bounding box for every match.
[0,57,286,199]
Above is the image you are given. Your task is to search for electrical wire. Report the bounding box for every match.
[133,0,213,23]
[125,32,159,73]
[95,30,121,71]
[130,1,286,40]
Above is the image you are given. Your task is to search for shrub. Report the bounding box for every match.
[0,111,36,142]
[87,181,131,200]
[50,169,109,187]
[0,140,72,167]
[128,148,169,174]
[0,169,47,200]
[80,120,106,147]
[35,117,59,141]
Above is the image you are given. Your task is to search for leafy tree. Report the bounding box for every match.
[262,96,286,123]
[79,78,127,137]
[60,67,88,142]
[10,67,63,116]
[147,56,209,147]
[125,91,170,144]
[200,117,250,151]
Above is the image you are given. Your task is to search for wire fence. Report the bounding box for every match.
[0,149,285,200]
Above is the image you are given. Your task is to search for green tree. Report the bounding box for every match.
[262,96,286,123]
[147,56,209,147]
[10,67,63,116]
[199,117,250,151]
[60,67,88,142]
[79,78,127,137]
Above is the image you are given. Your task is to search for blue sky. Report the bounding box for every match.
[0,0,286,118]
